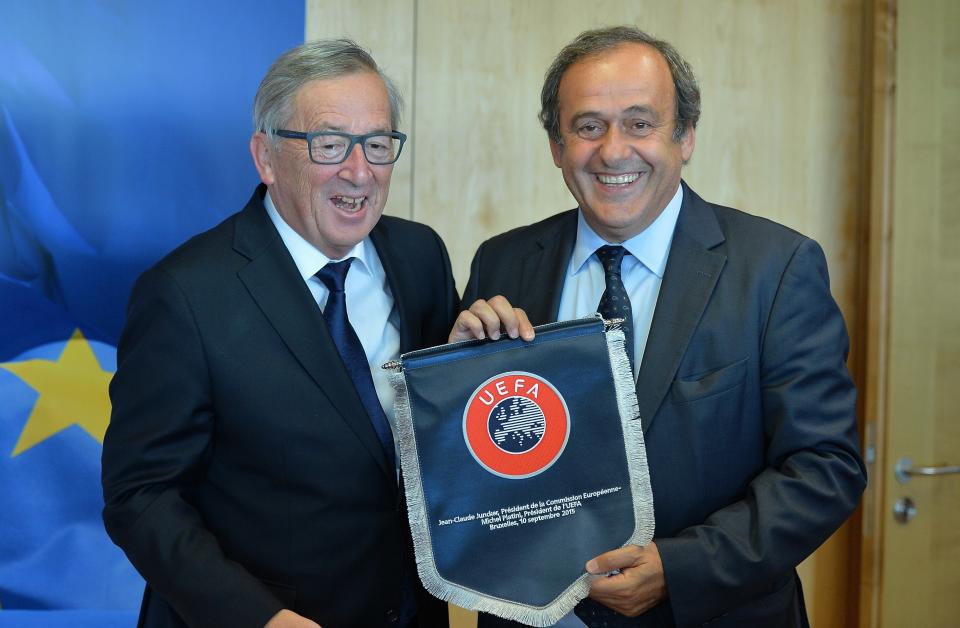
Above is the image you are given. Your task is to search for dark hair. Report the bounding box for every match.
[540,26,700,143]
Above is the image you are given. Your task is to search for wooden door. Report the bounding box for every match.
[860,0,960,626]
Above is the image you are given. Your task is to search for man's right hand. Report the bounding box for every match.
[265,609,321,628]
[448,295,535,343]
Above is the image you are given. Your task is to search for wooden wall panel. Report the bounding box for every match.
[412,1,864,316]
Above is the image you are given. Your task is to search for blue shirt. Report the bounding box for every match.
[557,184,683,377]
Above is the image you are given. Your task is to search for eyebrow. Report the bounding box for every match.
[309,125,394,134]
[623,105,659,119]
[570,105,660,122]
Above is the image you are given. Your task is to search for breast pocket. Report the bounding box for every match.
[671,357,748,404]
[667,357,752,497]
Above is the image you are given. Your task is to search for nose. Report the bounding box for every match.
[597,126,634,166]
[337,140,374,185]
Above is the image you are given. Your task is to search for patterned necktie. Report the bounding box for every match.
[595,245,635,370]
[316,259,397,471]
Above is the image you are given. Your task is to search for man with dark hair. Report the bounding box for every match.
[102,39,459,628]
[459,26,866,627]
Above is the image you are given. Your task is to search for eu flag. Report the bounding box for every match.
[0,2,303,625]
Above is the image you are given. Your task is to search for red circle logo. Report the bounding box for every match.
[462,371,570,478]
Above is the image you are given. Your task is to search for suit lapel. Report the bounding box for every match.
[635,183,726,433]
[370,222,418,353]
[233,188,392,476]
[518,210,578,323]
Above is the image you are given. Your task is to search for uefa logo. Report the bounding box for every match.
[462,371,570,479]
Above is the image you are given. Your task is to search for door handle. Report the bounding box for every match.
[895,457,960,483]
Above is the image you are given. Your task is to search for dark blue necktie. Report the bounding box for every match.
[595,245,635,370]
[316,259,397,471]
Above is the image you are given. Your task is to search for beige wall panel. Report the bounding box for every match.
[412,1,863,330]
[306,0,416,219]
[411,0,576,282]
[684,1,863,321]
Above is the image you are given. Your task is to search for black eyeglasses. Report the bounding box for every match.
[273,129,407,165]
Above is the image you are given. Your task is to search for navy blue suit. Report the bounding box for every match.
[102,186,457,628]
[466,182,866,627]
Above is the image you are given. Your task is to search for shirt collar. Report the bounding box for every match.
[570,183,683,278]
[264,190,373,280]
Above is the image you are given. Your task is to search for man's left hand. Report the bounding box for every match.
[585,542,667,617]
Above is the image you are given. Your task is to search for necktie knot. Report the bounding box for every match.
[316,258,353,293]
[596,245,627,277]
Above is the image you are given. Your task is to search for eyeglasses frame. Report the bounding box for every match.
[272,129,407,165]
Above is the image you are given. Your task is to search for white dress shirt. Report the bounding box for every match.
[264,192,402,463]
[557,184,683,377]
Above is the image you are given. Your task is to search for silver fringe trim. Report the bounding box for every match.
[388,325,654,626]
[604,328,656,551]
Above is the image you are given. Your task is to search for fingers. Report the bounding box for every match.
[470,297,509,340]
[513,306,536,341]
[447,296,536,343]
[484,295,535,341]
[585,544,644,574]
[449,308,488,342]
[588,568,652,617]
[586,543,666,617]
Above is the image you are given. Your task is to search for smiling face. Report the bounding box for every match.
[250,72,394,259]
[550,43,695,243]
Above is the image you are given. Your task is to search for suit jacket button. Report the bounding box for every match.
[386,608,399,623]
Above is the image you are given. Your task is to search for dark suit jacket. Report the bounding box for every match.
[102,186,458,628]
[465,182,866,628]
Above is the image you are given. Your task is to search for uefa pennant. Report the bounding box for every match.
[385,315,654,626]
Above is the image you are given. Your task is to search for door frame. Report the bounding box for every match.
[856,0,897,625]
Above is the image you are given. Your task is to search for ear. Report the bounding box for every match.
[549,138,564,168]
[250,132,276,185]
[680,125,696,163]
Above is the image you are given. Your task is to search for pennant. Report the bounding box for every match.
[386,315,654,626]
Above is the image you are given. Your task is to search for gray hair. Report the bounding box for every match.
[253,38,403,141]
[540,26,700,144]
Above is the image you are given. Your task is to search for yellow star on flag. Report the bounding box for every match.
[0,328,113,456]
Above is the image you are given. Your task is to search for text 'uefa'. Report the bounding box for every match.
[476,376,540,405]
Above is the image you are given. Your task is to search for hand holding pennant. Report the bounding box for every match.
[384,314,654,626]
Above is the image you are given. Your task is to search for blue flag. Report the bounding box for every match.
[0,2,303,624]
[388,316,655,626]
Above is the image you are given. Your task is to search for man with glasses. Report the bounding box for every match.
[102,40,457,628]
